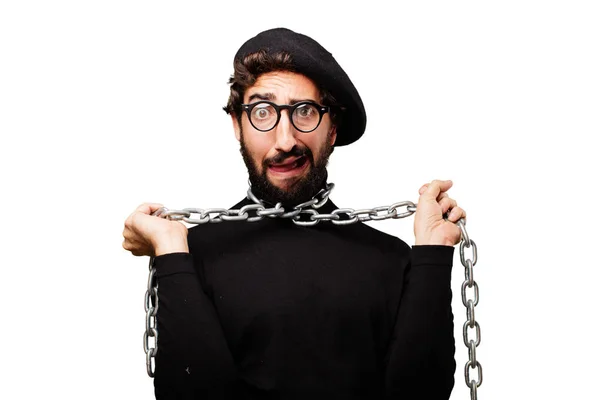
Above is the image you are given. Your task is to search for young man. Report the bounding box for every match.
[123,28,466,399]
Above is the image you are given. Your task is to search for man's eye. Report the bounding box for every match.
[254,107,271,119]
[296,106,314,118]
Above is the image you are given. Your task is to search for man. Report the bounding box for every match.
[123,28,465,399]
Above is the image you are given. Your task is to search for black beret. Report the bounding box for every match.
[234,27,366,147]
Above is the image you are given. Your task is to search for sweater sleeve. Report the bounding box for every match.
[384,245,456,400]
[152,252,238,399]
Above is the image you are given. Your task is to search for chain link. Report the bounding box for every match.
[142,182,482,399]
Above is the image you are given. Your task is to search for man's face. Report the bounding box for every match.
[232,71,337,205]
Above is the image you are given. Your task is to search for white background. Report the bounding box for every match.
[1,1,599,399]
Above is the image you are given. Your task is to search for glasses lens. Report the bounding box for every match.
[250,103,277,131]
[292,103,320,132]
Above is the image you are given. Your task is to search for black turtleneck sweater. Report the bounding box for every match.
[152,197,456,399]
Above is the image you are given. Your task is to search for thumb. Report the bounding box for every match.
[135,202,165,215]
[422,180,453,199]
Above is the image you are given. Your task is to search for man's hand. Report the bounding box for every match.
[122,203,189,257]
[414,179,466,246]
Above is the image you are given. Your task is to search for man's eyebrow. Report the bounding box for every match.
[246,93,319,104]
[247,92,275,102]
[289,98,319,105]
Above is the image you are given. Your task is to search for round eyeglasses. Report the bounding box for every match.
[241,101,330,133]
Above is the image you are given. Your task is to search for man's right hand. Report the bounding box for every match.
[122,203,189,257]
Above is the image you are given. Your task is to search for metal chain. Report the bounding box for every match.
[150,184,418,227]
[142,182,482,399]
[458,221,482,400]
[144,257,159,377]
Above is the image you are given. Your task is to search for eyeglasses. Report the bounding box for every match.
[241,101,330,133]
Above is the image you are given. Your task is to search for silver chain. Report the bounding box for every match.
[142,182,482,399]
[459,221,482,399]
[143,259,159,377]
[152,184,418,227]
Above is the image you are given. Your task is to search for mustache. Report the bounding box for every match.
[265,146,313,166]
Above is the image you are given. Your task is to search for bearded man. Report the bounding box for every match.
[123,28,466,400]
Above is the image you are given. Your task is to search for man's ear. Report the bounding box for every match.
[231,114,241,142]
[329,125,338,146]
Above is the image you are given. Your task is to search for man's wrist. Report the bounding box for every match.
[153,230,189,256]
[415,238,454,247]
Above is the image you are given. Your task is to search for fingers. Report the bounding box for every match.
[122,218,147,255]
[135,202,165,215]
[418,179,466,222]
[439,196,457,215]
[420,185,450,201]
[122,236,150,256]
[447,206,467,223]
[418,179,453,198]
[122,238,153,256]
[438,196,465,223]
[436,192,449,202]
[125,203,165,233]
[122,202,165,257]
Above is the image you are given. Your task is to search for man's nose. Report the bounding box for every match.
[273,110,297,153]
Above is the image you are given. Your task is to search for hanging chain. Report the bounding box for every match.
[144,258,159,377]
[142,182,482,399]
[458,221,482,399]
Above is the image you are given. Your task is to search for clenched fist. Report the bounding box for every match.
[122,203,189,257]
[414,179,466,246]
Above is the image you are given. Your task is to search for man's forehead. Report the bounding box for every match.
[245,71,320,101]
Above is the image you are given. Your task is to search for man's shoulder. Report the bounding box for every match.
[318,197,412,256]
[340,217,411,255]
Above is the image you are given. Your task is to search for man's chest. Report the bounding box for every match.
[196,231,399,355]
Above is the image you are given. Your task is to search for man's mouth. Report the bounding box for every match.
[268,156,309,175]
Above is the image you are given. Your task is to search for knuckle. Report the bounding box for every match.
[131,212,142,225]
[122,229,133,241]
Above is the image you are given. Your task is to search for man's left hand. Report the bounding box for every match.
[413,179,466,246]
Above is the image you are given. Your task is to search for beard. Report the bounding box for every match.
[239,128,334,207]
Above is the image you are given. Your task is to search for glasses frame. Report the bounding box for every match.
[241,100,330,133]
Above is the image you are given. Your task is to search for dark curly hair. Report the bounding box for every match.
[223,49,341,127]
